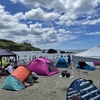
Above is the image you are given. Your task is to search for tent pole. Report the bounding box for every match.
[79,67,80,78]
[0,57,1,78]
[14,55,17,67]
[79,62,81,79]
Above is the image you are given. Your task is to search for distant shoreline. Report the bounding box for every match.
[12,49,86,62]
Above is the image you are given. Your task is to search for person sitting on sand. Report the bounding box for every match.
[4,63,13,75]
[24,72,38,87]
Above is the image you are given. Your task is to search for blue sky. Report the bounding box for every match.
[0,0,100,50]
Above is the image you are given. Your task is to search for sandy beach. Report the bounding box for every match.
[0,67,100,100]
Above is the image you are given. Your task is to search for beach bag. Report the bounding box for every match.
[61,70,67,77]
[61,70,71,78]
[66,72,71,78]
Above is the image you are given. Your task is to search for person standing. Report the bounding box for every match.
[67,55,71,66]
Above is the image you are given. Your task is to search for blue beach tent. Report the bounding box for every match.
[56,56,68,68]
[1,76,25,91]
[76,62,96,71]
[1,65,31,91]
[66,78,100,100]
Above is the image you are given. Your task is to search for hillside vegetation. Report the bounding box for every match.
[0,39,41,51]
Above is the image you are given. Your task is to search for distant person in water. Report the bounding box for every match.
[67,55,71,66]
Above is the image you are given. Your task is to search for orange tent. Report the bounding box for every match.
[1,65,31,91]
[11,65,31,82]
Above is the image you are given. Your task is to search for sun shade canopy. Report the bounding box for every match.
[72,45,100,62]
[0,48,16,57]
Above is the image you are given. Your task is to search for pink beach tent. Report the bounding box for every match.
[94,62,100,66]
[28,57,59,77]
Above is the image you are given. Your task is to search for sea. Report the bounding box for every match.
[12,49,87,62]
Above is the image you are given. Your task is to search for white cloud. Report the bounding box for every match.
[14,12,24,20]
[56,13,77,26]
[25,8,59,20]
[57,29,77,42]
[70,41,83,44]
[0,5,76,48]
[10,0,17,3]
[0,5,18,29]
[82,18,100,25]
[85,31,100,35]
[12,0,100,13]
[88,18,100,25]
[10,0,100,27]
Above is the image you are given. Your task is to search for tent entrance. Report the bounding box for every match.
[46,62,56,72]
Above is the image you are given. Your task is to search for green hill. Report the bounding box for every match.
[0,39,41,51]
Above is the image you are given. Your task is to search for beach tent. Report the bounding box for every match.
[51,57,59,64]
[28,57,59,77]
[72,45,100,62]
[94,62,100,66]
[0,48,16,57]
[0,48,17,67]
[71,45,100,74]
[76,62,96,70]
[56,56,68,68]
[66,78,100,100]
[17,59,28,67]
[1,65,31,91]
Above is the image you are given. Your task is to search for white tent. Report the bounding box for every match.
[72,45,100,62]
[70,45,100,76]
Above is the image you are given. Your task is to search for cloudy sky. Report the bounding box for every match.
[0,0,100,50]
